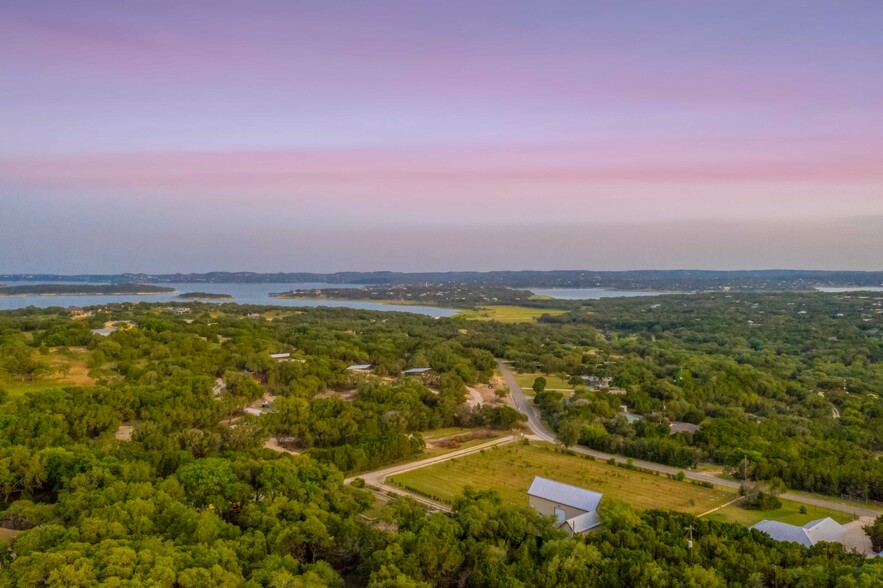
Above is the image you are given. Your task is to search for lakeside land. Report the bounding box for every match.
[5,268,883,291]
[270,283,574,309]
[272,284,575,322]
[0,283,174,296]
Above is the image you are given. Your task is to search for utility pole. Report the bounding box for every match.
[686,525,694,561]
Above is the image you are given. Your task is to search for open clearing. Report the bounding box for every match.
[455,306,568,323]
[390,441,732,516]
[1,347,95,397]
[346,428,505,477]
[0,527,20,542]
[512,372,574,395]
[706,497,856,526]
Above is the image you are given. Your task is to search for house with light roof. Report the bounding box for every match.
[751,518,845,548]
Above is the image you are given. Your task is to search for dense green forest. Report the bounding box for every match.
[0,295,880,585]
[530,293,883,500]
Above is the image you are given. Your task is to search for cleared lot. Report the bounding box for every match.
[391,441,732,516]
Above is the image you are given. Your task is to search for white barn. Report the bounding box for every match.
[527,476,603,536]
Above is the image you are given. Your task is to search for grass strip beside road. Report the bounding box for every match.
[390,441,731,516]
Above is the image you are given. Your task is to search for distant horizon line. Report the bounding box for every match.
[3,269,883,277]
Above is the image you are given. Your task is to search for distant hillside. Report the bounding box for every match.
[2,270,882,291]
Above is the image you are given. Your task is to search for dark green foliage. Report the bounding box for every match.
[0,295,881,585]
[534,293,883,499]
[865,515,883,553]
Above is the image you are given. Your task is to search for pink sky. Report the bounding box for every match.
[1,1,882,271]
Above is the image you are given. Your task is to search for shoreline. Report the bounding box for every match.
[270,294,454,308]
[0,291,171,298]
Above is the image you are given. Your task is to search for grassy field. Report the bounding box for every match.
[390,442,732,516]
[784,490,883,514]
[513,372,574,395]
[1,347,95,398]
[455,306,568,323]
[705,497,855,526]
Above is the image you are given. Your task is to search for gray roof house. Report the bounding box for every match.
[403,367,432,374]
[527,476,603,536]
[669,422,701,434]
[346,364,373,372]
[751,518,845,547]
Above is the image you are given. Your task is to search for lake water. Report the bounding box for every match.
[528,287,671,300]
[0,282,459,317]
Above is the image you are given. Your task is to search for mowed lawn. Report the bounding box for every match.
[706,498,855,526]
[513,372,574,395]
[390,442,732,516]
[455,306,568,323]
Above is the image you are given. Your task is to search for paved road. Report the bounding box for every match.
[500,361,556,444]
[497,360,882,518]
[345,362,880,519]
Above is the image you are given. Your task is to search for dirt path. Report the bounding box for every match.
[465,386,484,407]
[346,435,519,512]
[264,437,299,455]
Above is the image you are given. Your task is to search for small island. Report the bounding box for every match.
[0,283,174,296]
[176,292,234,300]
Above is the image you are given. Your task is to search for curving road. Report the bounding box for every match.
[345,361,880,519]
[497,360,881,518]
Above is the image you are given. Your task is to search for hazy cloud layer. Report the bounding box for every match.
[2,205,880,273]
[1,2,882,271]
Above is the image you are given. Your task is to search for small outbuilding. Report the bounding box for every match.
[403,367,432,375]
[347,364,373,372]
[528,476,603,536]
[669,422,701,434]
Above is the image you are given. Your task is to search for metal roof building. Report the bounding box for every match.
[528,477,603,512]
[751,518,844,547]
[346,364,373,371]
[527,477,603,536]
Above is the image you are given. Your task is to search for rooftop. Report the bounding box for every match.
[669,422,701,434]
[751,517,844,547]
[565,510,602,533]
[528,476,603,513]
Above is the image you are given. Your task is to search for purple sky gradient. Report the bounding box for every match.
[1,1,882,272]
